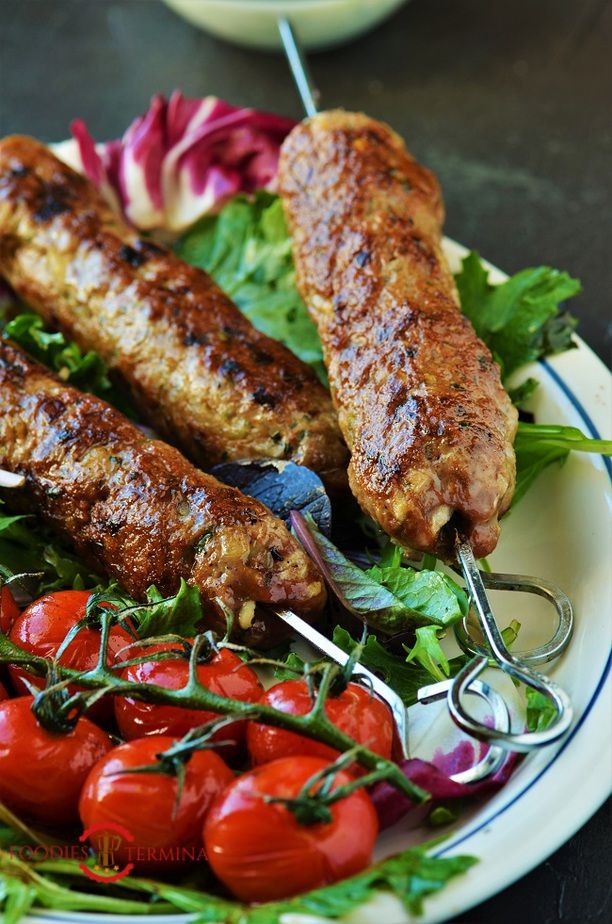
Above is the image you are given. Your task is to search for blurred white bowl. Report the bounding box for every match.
[162,0,410,51]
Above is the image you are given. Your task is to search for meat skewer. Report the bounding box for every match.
[0,338,326,644]
[279,110,517,559]
[275,16,571,755]
[0,136,348,492]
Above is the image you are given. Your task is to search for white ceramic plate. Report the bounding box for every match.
[24,240,612,924]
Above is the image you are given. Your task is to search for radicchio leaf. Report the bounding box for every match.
[371,753,520,830]
[52,91,296,232]
[212,460,332,535]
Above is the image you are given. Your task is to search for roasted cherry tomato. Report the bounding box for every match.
[0,695,112,825]
[115,644,262,758]
[203,755,379,902]
[8,590,131,721]
[0,585,20,634]
[247,679,393,765]
[80,735,234,873]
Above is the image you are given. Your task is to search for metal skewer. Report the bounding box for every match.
[277,16,574,755]
[277,18,320,117]
[275,607,410,757]
[275,607,510,784]
[453,537,572,750]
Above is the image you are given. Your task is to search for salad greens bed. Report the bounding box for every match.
[0,818,476,924]
[1,185,611,924]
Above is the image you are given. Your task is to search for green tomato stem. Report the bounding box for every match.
[0,623,428,805]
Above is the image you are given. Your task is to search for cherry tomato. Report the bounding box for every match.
[0,680,8,700]
[115,644,262,758]
[79,735,234,873]
[0,695,112,825]
[203,755,378,902]
[0,585,20,634]
[247,679,393,766]
[8,591,132,722]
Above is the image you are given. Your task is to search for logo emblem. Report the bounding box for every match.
[79,822,135,882]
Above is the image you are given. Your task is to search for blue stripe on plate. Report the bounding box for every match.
[436,358,612,857]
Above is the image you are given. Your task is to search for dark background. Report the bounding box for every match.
[1,1,610,921]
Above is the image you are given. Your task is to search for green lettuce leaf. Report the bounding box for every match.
[293,515,468,632]
[3,314,134,415]
[513,422,612,506]
[405,625,450,682]
[0,506,100,595]
[131,580,205,638]
[89,579,205,639]
[454,251,580,377]
[176,191,326,382]
[366,544,468,628]
[333,626,467,706]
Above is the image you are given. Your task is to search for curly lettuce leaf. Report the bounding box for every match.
[333,626,467,706]
[176,191,326,382]
[455,251,580,377]
[5,314,110,391]
[333,626,438,705]
[107,579,205,639]
[366,544,468,627]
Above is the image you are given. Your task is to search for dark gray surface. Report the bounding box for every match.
[1,1,610,921]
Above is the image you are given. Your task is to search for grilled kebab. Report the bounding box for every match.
[0,136,348,491]
[0,339,326,643]
[279,111,517,558]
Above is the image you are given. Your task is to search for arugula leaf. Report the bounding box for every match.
[0,878,37,924]
[95,579,205,639]
[526,688,557,732]
[1,792,476,923]
[245,848,477,921]
[176,192,327,383]
[507,376,540,409]
[454,252,580,377]
[3,313,134,415]
[0,845,476,924]
[405,625,450,682]
[513,422,612,506]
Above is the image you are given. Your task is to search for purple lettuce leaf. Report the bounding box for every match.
[53,91,295,232]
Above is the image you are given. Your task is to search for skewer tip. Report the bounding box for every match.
[0,469,26,489]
